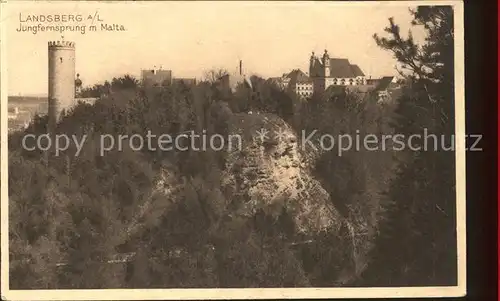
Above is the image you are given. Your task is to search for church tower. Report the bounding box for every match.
[309,51,316,76]
[322,49,330,77]
[48,40,76,132]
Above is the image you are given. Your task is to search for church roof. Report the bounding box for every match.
[350,64,365,77]
[329,59,365,78]
[311,55,366,78]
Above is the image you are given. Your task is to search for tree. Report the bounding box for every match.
[203,68,229,83]
[111,74,139,90]
[360,6,456,286]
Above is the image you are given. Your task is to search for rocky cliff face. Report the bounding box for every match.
[222,113,344,236]
[218,113,356,286]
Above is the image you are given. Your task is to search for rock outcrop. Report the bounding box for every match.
[222,112,345,235]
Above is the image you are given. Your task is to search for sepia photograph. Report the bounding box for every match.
[1,1,466,299]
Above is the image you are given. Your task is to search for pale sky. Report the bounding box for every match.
[4,1,426,96]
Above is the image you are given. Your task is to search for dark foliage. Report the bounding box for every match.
[359,6,457,286]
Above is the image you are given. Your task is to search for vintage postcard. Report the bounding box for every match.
[1,0,466,300]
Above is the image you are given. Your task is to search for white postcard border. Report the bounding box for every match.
[1,1,466,299]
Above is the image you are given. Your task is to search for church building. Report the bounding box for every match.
[309,50,367,93]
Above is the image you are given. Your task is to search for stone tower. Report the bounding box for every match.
[48,40,75,131]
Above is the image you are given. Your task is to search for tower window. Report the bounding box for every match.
[60,57,63,63]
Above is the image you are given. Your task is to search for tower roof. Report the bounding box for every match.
[48,41,75,48]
